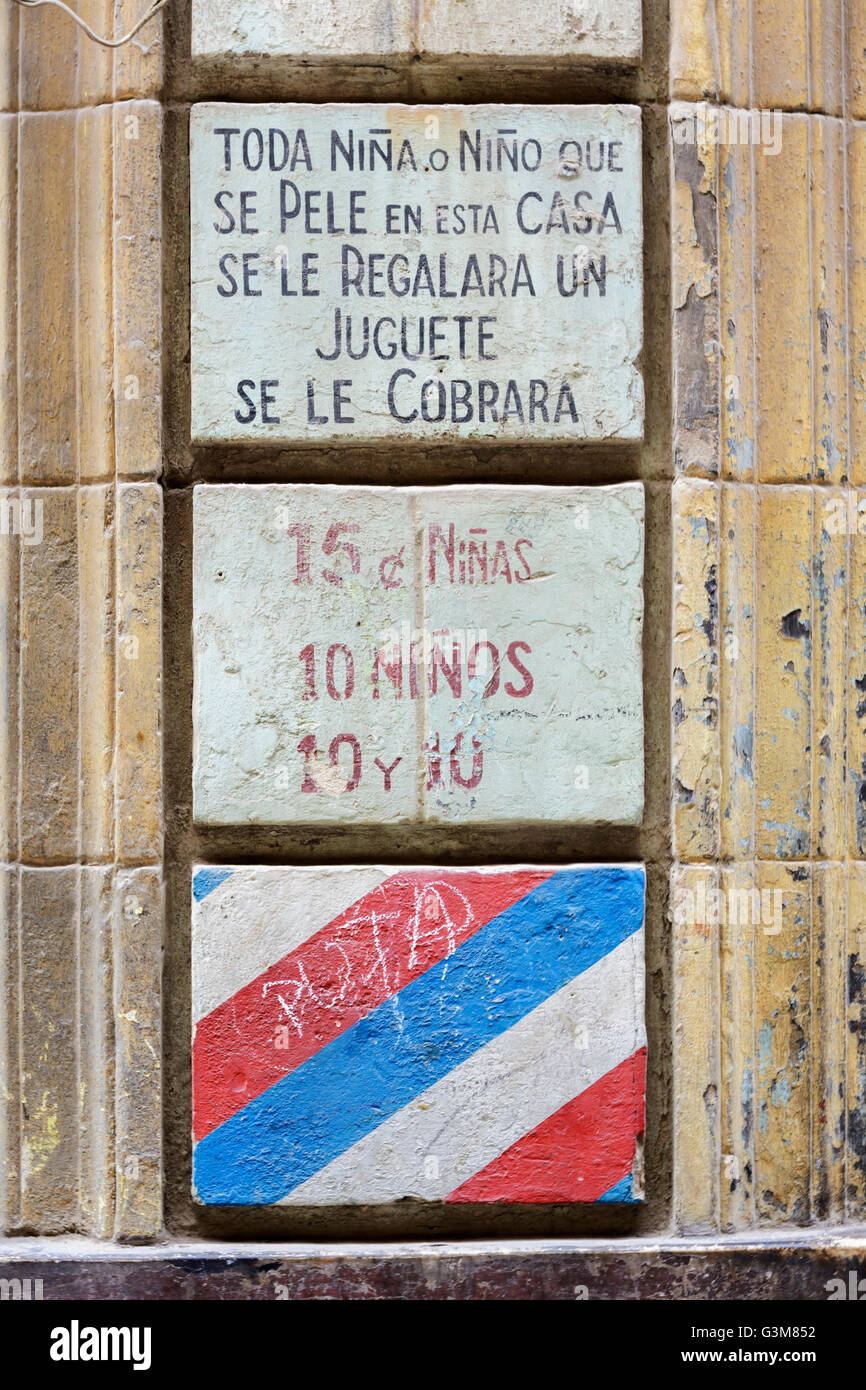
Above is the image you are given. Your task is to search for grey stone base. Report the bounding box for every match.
[1,1231,865,1299]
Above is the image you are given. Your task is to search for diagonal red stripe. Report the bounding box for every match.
[193,869,554,1140]
[445,1047,647,1204]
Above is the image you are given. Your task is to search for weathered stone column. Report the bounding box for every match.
[0,0,163,1239]
[670,0,866,1232]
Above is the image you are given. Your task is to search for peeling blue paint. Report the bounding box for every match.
[193,867,234,902]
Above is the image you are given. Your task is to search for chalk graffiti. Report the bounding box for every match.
[262,880,474,1038]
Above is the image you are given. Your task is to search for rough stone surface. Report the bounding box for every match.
[668,99,866,1235]
[2,1232,866,1300]
[116,484,164,865]
[190,103,644,444]
[670,0,848,114]
[191,1,414,64]
[192,483,644,827]
[190,0,642,68]
[418,0,642,64]
[0,61,164,1240]
[191,863,646,1207]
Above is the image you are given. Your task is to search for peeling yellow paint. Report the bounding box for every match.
[673,177,713,310]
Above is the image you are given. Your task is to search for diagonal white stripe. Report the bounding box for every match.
[280,930,645,1205]
[192,865,389,1021]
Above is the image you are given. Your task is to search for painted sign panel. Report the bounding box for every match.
[192,483,644,827]
[192,863,647,1206]
[192,0,414,65]
[190,0,642,67]
[419,0,642,64]
[190,103,643,443]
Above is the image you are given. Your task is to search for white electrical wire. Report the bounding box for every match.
[9,0,166,49]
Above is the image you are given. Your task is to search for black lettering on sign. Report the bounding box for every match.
[198,109,639,439]
[234,380,281,424]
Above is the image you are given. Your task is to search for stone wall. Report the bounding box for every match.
[0,1,163,1239]
[670,0,866,1232]
[0,0,865,1269]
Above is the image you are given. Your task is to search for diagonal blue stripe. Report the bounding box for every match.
[596,1171,638,1204]
[193,867,234,902]
[193,864,645,1205]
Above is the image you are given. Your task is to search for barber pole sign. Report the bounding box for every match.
[192,864,646,1206]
